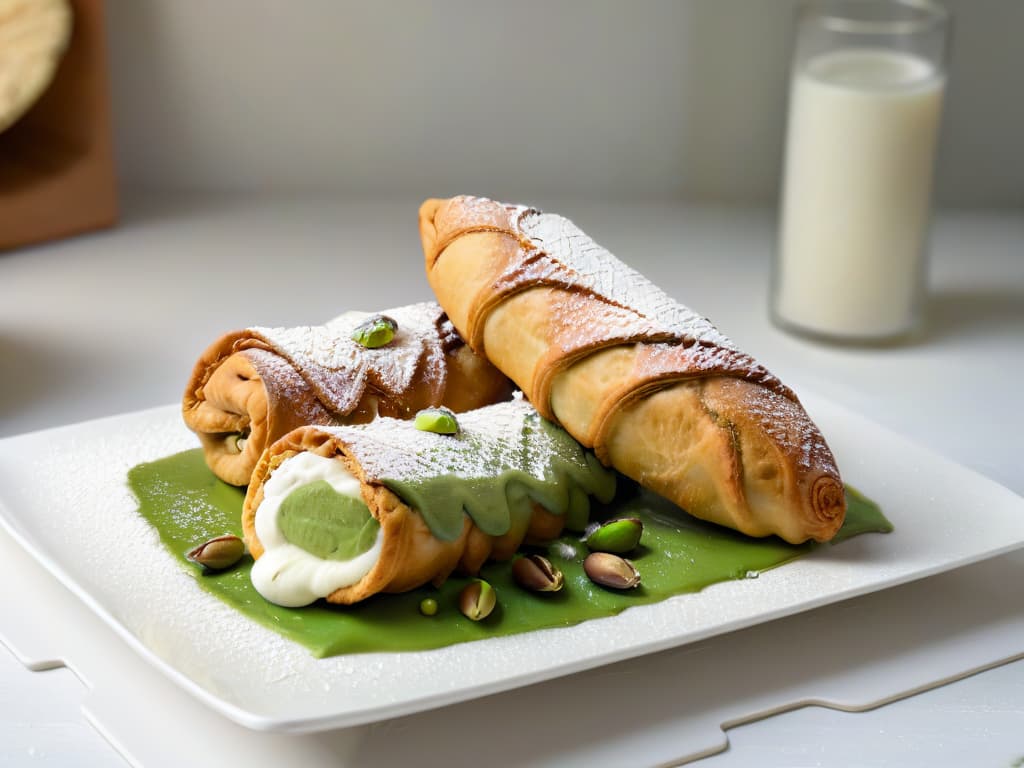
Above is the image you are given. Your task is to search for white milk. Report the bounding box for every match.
[774,48,945,340]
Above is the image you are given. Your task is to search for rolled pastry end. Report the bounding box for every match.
[703,377,846,544]
[183,342,332,487]
[183,351,269,486]
[600,377,845,545]
[808,474,846,541]
[419,196,524,354]
[242,430,457,608]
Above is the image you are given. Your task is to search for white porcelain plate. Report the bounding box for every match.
[1,395,1022,733]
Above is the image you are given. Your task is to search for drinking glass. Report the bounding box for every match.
[772,0,950,343]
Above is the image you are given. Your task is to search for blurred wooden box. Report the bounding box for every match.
[0,0,118,252]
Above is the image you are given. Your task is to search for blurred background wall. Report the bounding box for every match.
[104,0,1023,206]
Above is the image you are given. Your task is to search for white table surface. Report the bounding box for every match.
[0,193,1022,766]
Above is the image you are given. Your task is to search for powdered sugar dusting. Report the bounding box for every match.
[249,302,450,416]
[242,348,334,426]
[506,208,792,399]
[433,200,792,402]
[731,382,839,475]
[319,397,556,485]
[521,211,736,350]
[434,196,522,246]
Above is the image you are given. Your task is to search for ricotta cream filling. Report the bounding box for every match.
[251,452,383,607]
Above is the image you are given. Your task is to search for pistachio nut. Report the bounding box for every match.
[585,517,643,554]
[414,406,460,435]
[351,314,398,348]
[186,534,245,571]
[511,554,564,593]
[227,433,247,454]
[458,579,496,621]
[583,552,641,590]
[419,597,439,616]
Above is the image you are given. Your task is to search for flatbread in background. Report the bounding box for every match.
[0,0,73,134]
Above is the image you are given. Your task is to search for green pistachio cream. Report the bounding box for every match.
[129,439,891,658]
[372,404,617,540]
[277,480,380,560]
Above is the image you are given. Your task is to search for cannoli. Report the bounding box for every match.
[242,398,616,607]
[183,302,513,486]
[419,196,846,544]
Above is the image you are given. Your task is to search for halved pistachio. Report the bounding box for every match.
[458,579,496,621]
[585,517,643,554]
[583,552,641,590]
[186,534,245,571]
[511,554,564,592]
[414,406,460,435]
[351,314,398,348]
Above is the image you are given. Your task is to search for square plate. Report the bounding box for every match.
[1,394,1023,733]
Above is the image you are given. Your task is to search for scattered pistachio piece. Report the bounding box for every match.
[414,406,460,435]
[511,554,565,593]
[458,579,496,621]
[585,517,643,554]
[419,597,439,616]
[583,552,641,590]
[351,314,398,348]
[186,534,245,571]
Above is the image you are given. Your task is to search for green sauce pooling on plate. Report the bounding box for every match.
[128,449,892,658]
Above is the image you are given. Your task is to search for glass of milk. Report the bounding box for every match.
[772,0,950,343]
